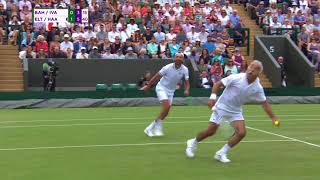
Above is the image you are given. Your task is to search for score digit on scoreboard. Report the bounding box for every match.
[33,8,89,24]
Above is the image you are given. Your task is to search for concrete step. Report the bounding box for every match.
[0,89,24,92]
[0,45,19,50]
[0,84,24,89]
[0,75,23,80]
[0,80,23,84]
[0,63,22,68]
[0,67,23,72]
[0,71,23,76]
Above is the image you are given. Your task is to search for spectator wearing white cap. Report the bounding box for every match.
[18,0,31,11]
[173,1,183,16]
[76,47,89,59]
[89,46,102,59]
[222,1,233,15]
[60,34,74,53]
[0,0,6,10]
[125,47,138,59]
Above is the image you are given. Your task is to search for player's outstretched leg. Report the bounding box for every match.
[144,100,171,137]
[186,122,219,158]
[214,120,246,163]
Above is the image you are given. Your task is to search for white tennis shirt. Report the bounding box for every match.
[216,73,267,113]
[157,63,189,93]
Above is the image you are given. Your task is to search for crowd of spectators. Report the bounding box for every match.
[248,0,320,73]
[0,0,250,88]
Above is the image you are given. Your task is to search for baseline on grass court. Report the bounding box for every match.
[0,139,295,151]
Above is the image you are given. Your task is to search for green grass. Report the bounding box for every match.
[0,105,319,180]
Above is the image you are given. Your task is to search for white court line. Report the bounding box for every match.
[1,118,320,129]
[0,139,295,151]
[0,114,319,124]
[247,126,320,148]
[0,118,319,129]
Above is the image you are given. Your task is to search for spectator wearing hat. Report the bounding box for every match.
[19,0,32,11]
[125,47,138,59]
[255,1,266,25]
[138,48,150,60]
[76,47,89,59]
[60,34,74,53]
[89,46,102,59]
[222,1,233,15]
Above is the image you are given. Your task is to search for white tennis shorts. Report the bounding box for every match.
[209,107,244,125]
[156,85,174,105]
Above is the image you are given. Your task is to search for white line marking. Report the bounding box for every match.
[0,115,319,124]
[247,126,320,148]
[0,121,208,128]
[0,140,295,151]
[0,118,319,129]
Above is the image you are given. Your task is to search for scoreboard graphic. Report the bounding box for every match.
[33,8,89,23]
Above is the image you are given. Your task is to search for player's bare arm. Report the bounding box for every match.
[261,100,280,125]
[140,73,162,91]
[184,80,190,96]
[208,81,224,109]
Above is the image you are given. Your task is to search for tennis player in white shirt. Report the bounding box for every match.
[140,53,190,137]
[186,60,280,163]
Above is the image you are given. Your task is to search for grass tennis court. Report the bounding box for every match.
[0,104,319,180]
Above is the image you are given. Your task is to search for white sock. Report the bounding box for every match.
[192,138,198,145]
[155,119,162,127]
[220,144,231,154]
[146,120,156,130]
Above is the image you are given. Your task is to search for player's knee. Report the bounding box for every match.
[237,130,246,138]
